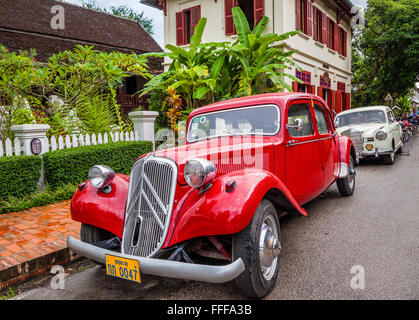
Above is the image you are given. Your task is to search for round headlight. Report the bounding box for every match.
[88,165,115,189]
[375,131,387,141]
[184,158,217,189]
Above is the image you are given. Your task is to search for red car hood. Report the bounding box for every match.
[152,135,277,184]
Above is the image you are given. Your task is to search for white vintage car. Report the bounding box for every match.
[335,106,403,165]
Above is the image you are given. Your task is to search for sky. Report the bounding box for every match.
[63,0,369,48]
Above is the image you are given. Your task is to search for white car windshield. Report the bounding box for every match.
[187,105,280,143]
[335,110,387,128]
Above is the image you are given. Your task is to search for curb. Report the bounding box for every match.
[0,248,79,291]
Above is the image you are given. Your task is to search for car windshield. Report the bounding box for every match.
[187,105,280,143]
[335,109,387,128]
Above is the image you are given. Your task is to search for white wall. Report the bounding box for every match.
[163,0,352,92]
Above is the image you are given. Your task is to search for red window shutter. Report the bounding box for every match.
[190,6,201,36]
[334,23,340,52]
[330,90,336,112]
[313,7,317,41]
[296,0,301,31]
[336,90,342,113]
[292,81,298,92]
[345,93,351,110]
[342,30,347,56]
[322,13,328,46]
[317,86,323,98]
[225,0,236,35]
[176,11,185,45]
[254,0,265,25]
[306,0,313,37]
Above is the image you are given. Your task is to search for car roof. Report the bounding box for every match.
[188,92,330,118]
[336,105,391,116]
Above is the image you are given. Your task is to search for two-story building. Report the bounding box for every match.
[142,0,353,113]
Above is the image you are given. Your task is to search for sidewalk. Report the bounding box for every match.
[0,200,80,290]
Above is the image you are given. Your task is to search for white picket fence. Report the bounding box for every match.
[0,130,141,157]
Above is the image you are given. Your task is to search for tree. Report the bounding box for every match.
[81,0,154,34]
[352,0,419,108]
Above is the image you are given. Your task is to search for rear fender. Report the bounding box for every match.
[165,169,307,247]
[70,174,129,238]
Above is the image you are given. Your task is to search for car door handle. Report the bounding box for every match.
[287,139,297,144]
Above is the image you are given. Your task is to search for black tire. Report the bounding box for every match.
[81,223,114,244]
[383,144,395,165]
[396,143,403,154]
[233,199,280,298]
[337,155,356,196]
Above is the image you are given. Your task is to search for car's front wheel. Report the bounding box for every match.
[233,199,280,298]
[383,145,395,165]
[337,155,356,196]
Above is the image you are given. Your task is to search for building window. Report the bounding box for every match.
[339,27,347,56]
[328,19,334,49]
[313,8,322,42]
[176,6,201,45]
[337,82,346,91]
[225,0,264,35]
[296,70,312,85]
[320,76,331,89]
[296,0,312,36]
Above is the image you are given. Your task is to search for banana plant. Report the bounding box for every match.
[228,6,303,96]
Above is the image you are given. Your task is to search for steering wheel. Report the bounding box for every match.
[367,118,383,122]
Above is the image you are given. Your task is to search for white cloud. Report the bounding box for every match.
[62,0,164,47]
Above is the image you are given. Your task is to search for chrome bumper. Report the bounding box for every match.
[357,148,393,159]
[67,236,245,283]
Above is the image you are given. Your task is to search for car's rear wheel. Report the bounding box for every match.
[233,199,280,298]
[337,155,356,196]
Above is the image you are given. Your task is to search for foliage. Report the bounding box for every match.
[0,156,42,200]
[395,93,413,116]
[43,140,153,189]
[141,7,301,131]
[81,0,154,34]
[0,184,77,215]
[0,45,38,142]
[352,0,419,107]
[0,44,150,138]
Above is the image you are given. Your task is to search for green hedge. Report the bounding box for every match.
[0,184,77,215]
[0,156,42,200]
[43,141,153,189]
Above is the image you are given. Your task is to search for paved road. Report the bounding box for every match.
[15,137,419,300]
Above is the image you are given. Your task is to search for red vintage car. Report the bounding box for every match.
[67,92,356,298]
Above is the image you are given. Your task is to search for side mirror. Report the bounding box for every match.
[287,118,303,131]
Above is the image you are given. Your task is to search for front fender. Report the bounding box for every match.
[165,169,307,248]
[70,174,129,238]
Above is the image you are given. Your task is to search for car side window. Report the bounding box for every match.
[314,104,331,134]
[387,111,395,123]
[287,103,314,137]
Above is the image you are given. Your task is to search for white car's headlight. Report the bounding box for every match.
[88,165,115,189]
[184,158,217,189]
[375,131,387,141]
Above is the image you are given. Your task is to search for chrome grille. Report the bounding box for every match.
[341,129,363,152]
[122,155,177,257]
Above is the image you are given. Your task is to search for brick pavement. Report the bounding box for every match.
[0,200,80,289]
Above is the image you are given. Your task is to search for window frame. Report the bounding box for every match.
[286,101,316,138]
[313,102,332,135]
[186,104,281,143]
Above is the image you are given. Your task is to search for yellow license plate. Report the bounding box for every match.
[105,254,141,283]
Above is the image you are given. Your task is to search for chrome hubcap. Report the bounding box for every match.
[259,215,280,281]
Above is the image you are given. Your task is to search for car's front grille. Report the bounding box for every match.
[122,155,177,257]
[342,130,363,152]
